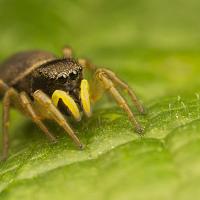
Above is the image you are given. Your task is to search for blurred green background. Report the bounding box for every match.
[0,0,200,200]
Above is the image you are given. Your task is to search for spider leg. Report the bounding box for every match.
[19,92,57,142]
[0,79,9,95]
[96,69,145,114]
[62,45,73,58]
[96,71,144,133]
[78,59,145,114]
[1,86,22,160]
[77,59,144,114]
[1,88,57,160]
[1,87,20,160]
[1,88,13,160]
[33,90,83,149]
[78,58,94,69]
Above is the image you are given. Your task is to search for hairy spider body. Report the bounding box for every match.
[0,47,145,160]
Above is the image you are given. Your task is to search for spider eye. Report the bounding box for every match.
[57,76,67,83]
[69,71,78,80]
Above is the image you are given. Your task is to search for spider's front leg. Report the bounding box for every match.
[1,86,57,160]
[79,59,145,113]
[19,92,57,142]
[78,59,145,133]
[33,90,83,149]
[95,70,144,133]
[96,68,146,114]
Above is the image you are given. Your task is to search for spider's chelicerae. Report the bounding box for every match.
[0,46,145,160]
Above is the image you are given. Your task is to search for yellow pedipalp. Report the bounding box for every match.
[80,79,92,117]
[52,90,81,121]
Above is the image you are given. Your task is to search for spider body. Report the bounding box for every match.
[0,47,145,160]
[0,51,82,104]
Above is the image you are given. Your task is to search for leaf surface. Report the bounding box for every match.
[0,0,200,199]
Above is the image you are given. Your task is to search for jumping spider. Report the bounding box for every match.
[0,46,145,160]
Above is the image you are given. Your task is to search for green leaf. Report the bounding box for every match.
[0,0,200,200]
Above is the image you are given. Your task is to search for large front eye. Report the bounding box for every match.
[69,71,78,80]
[57,76,67,84]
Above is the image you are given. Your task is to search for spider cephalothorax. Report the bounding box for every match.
[0,46,145,160]
[31,58,82,96]
[31,58,91,120]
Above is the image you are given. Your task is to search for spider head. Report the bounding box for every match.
[32,58,91,119]
[32,58,82,99]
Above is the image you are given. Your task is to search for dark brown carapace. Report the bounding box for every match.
[0,47,145,160]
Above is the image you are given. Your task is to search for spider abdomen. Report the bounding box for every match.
[0,51,56,86]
